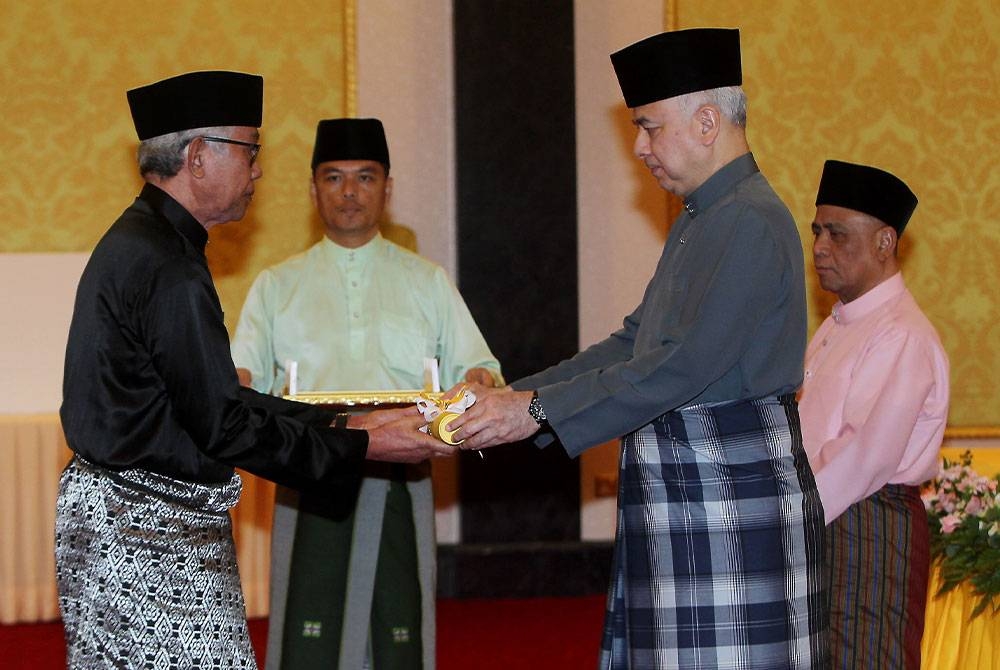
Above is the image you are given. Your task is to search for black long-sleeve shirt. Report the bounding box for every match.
[61,183,367,488]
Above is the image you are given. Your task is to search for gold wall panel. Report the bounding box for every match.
[679,1,1000,426]
[0,1,353,333]
[5,2,998,426]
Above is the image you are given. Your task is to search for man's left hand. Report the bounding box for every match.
[362,412,457,462]
[350,406,421,430]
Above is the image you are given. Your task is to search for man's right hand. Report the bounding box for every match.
[236,367,253,388]
[349,409,456,463]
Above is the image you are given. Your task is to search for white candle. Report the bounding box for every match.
[286,360,298,396]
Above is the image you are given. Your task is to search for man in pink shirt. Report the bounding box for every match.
[799,159,950,670]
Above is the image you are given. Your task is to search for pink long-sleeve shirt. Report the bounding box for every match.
[799,272,950,523]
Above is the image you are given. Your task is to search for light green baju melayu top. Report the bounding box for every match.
[231,234,501,394]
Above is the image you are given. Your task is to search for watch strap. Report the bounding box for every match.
[528,391,547,426]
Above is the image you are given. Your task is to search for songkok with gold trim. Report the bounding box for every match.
[815,160,918,235]
[311,118,390,173]
[611,28,742,108]
[127,70,263,141]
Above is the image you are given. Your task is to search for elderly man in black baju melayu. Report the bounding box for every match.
[56,70,449,669]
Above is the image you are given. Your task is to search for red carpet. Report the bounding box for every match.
[0,595,605,669]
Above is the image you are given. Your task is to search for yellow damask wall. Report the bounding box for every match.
[4,3,998,426]
[679,1,1000,426]
[0,1,352,332]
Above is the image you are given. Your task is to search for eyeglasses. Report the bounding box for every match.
[200,136,261,164]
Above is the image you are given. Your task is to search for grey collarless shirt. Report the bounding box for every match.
[514,153,806,457]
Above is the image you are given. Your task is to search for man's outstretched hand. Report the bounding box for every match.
[347,407,456,463]
[446,384,540,450]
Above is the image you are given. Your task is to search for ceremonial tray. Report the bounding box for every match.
[284,390,442,408]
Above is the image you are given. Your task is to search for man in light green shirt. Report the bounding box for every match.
[232,118,501,670]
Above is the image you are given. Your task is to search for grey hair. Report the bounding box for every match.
[679,86,748,127]
[136,126,233,178]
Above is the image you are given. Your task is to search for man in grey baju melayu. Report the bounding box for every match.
[452,28,828,670]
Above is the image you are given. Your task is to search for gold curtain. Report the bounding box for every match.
[7,423,1000,669]
[0,415,278,623]
[0,416,65,623]
[677,0,1000,427]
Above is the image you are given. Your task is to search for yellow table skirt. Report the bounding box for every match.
[922,567,1000,669]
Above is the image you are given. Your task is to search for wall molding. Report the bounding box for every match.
[944,426,1000,440]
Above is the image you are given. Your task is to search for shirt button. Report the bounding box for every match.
[351,281,358,287]
[353,312,359,318]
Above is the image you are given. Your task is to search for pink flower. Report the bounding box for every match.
[940,514,963,534]
[939,492,958,514]
[966,496,984,517]
[941,464,966,483]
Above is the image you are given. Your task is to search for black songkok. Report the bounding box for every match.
[127,71,263,140]
[311,118,390,172]
[611,28,742,108]
[815,160,918,235]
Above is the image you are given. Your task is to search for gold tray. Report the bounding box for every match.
[284,390,442,407]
